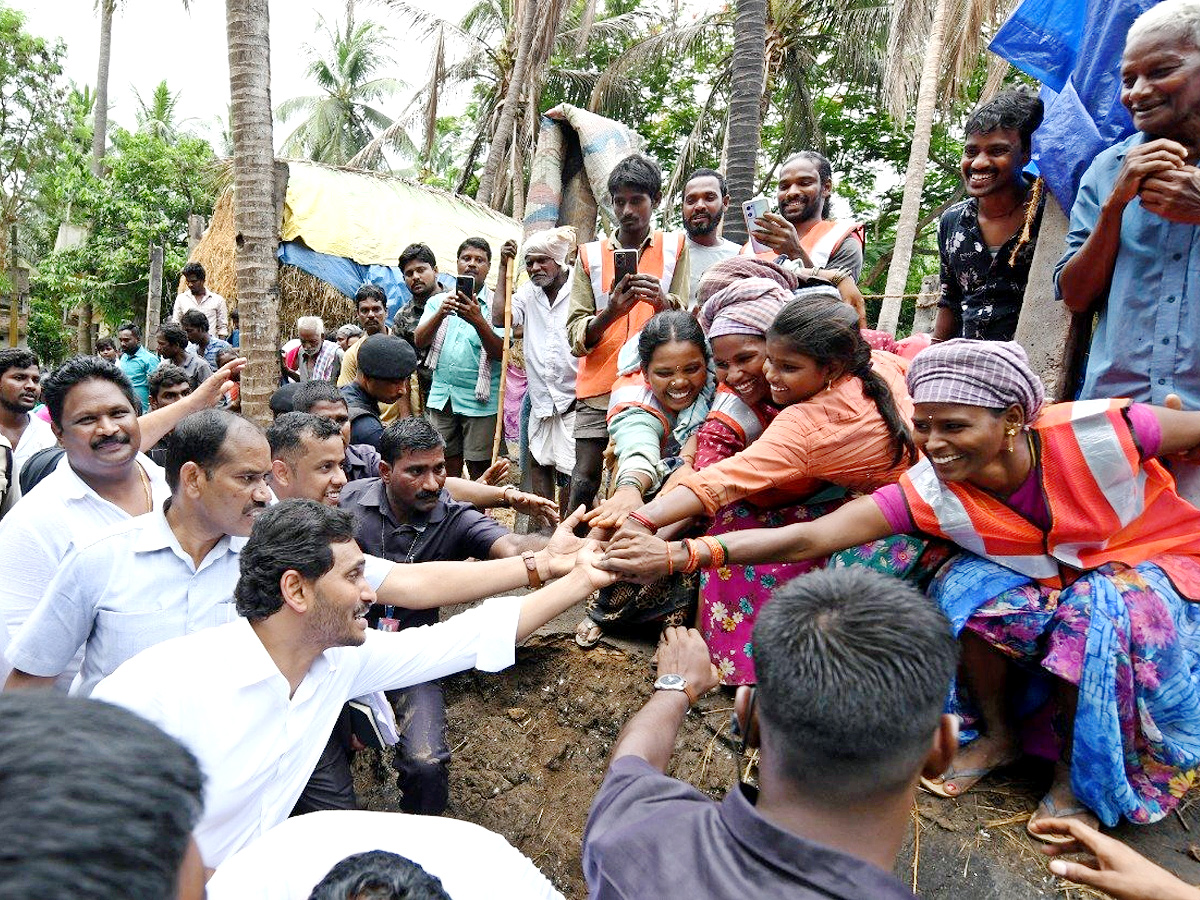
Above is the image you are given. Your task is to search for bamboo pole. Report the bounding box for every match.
[491,256,515,464]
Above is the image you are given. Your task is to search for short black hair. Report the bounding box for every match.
[753,568,958,802]
[684,167,727,197]
[607,153,662,200]
[148,363,190,399]
[457,237,492,260]
[95,337,116,353]
[637,309,709,373]
[0,692,203,899]
[308,850,451,900]
[355,283,387,308]
[181,261,205,281]
[235,499,358,621]
[964,88,1045,153]
[229,309,240,323]
[41,356,139,427]
[292,379,348,413]
[117,321,140,339]
[399,243,438,272]
[379,416,445,467]
[0,347,38,379]
[156,322,189,350]
[180,309,210,333]
[163,408,249,492]
[267,411,343,462]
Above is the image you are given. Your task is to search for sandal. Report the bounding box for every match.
[575,617,603,649]
[1027,794,1099,844]
[920,752,1019,798]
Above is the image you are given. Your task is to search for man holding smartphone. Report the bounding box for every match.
[565,154,690,513]
[413,238,505,481]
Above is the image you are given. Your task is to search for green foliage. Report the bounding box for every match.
[31,123,218,334]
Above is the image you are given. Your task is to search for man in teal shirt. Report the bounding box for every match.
[116,322,160,412]
[413,239,503,481]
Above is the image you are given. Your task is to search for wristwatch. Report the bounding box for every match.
[653,673,698,706]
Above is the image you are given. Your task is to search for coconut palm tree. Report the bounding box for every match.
[366,0,645,209]
[877,0,1015,333]
[225,0,278,426]
[724,0,768,245]
[132,80,195,142]
[275,10,404,166]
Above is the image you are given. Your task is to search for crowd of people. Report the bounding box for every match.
[2,2,1200,897]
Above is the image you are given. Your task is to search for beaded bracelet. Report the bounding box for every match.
[627,510,657,532]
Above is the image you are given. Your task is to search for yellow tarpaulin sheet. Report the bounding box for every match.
[280,162,522,286]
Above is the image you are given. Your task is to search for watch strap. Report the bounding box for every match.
[521,550,542,589]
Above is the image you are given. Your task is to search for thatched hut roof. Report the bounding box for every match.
[188,160,521,334]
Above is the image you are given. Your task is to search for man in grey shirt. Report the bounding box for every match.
[583,568,960,899]
[156,321,213,390]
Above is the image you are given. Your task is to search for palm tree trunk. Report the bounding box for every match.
[477,0,538,208]
[723,0,768,245]
[79,0,115,354]
[226,0,280,426]
[879,0,950,335]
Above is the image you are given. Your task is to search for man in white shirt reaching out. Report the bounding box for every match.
[93,497,610,869]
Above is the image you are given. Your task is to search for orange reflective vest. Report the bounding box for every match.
[706,384,771,447]
[741,219,864,267]
[576,231,685,399]
[900,399,1200,593]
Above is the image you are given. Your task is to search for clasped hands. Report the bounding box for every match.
[1115,139,1200,224]
[572,493,674,584]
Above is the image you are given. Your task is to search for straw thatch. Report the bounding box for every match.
[188,186,357,333]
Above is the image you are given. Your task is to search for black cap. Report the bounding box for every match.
[357,334,418,380]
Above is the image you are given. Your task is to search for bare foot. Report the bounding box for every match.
[923,734,1020,797]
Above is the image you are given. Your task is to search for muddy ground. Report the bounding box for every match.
[353,631,1200,899]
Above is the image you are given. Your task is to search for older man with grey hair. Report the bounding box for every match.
[1057,0,1200,500]
[292,315,342,382]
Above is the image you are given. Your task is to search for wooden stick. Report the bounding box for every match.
[491,254,515,464]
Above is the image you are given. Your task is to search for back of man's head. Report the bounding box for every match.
[235,499,357,621]
[308,850,451,900]
[753,568,958,803]
[379,416,444,467]
[0,692,204,899]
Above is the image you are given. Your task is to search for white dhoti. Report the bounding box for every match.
[528,406,577,476]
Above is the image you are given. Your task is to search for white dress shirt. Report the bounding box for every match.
[511,274,578,418]
[92,596,520,868]
[0,453,169,689]
[6,509,243,696]
[206,810,563,900]
[0,414,57,516]
[173,289,229,337]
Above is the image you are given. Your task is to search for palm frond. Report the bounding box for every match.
[588,17,727,112]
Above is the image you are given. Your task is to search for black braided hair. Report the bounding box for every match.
[768,298,916,466]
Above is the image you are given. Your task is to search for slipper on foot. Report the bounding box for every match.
[1027,794,1099,844]
[575,617,603,649]
[920,753,1019,799]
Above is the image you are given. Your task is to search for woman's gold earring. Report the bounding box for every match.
[1005,426,1018,453]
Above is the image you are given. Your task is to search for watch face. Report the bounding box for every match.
[655,673,686,690]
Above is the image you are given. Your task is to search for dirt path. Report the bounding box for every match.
[353,631,1200,898]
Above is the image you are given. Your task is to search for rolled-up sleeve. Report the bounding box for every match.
[679,420,817,515]
[609,405,667,491]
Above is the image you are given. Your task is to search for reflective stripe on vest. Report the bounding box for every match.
[708,388,765,445]
[607,371,670,433]
[576,232,685,399]
[903,399,1200,585]
[739,219,862,266]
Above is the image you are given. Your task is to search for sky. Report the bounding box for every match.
[10,0,477,150]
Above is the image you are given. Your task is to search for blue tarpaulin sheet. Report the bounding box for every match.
[277,241,456,327]
[990,0,1159,210]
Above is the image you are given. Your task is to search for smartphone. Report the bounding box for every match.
[455,275,476,300]
[613,248,639,287]
[743,196,771,254]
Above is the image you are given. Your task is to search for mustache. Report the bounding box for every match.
[91,434,131,450]
[415,490,440,502]
[242,500,268,516]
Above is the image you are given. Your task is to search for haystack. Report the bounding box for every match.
[189,160,521,336]
[190,187,356,333]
